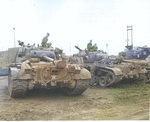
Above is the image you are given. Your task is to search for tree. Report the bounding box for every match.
[97,50,107,54]
[118,51,126,57]
[18,40,24,47]
[87,40,98,52]
[46,42,52,48]
[37,44,39,48]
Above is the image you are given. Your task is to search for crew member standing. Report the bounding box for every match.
[41,33,50,47]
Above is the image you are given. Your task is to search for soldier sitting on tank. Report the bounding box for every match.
[41,33,50,47]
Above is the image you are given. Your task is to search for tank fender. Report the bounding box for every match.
[73,68,91,79]
[9,68,20,80]
[10,68,31,80]
[104,67,123,75]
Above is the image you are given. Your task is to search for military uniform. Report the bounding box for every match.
[41,33,50,47]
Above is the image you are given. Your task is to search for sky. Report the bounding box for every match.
[0,0,150,56]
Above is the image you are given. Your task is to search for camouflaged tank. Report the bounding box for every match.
[8,48,91,98]
[91,57,150,87]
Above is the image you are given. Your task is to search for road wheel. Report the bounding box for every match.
[90,76,99,85]
[99,76,107,87]
[106,72,115,83]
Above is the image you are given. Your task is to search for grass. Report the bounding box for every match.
[110,80,150,105]
[93,80,150,120]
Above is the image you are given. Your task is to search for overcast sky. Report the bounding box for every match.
[0,0,150,55]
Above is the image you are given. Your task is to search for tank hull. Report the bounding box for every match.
[7,47,91,98]
[91,59,150,87]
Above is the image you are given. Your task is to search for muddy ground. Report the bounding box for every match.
[0,76,149,120]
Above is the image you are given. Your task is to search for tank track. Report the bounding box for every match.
[98,68,122,87]
[8,74,27,98]
[63,79,89,95]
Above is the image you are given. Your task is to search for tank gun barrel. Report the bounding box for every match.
[122,59,146,63]
[30,50,56,61]
[41,54,54,62]
[122,59,149,67]
[122,59,134,63]
[75,46,83,51]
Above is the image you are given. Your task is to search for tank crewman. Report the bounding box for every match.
[41,33,50,47]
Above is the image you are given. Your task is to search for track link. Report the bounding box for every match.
[11,80,27,98]
[63,79,89,95]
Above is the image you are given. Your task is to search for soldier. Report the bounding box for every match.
[41,33,50,47]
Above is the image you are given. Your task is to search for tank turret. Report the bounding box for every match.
[30,50,56,61]
[125,46,150,60]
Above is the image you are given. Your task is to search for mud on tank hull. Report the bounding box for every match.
[8,59,91,98]
[90,59,150,87]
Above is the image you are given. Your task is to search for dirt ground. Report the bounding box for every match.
[0,76,149,120]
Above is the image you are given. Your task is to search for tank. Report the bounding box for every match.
[92,57,150,87]
[125,46,150,60]
[69,46,106,71]
[69,46,109,85]
[71,46,150,87]
[7,47,91,98]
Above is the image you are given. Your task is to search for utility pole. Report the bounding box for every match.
[69,43,71,56]
[13,27,16,47]
[126,25,133,50]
